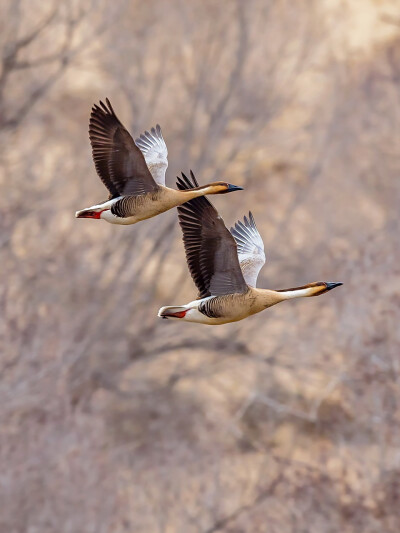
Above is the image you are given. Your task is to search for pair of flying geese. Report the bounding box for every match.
[76,99,342,325]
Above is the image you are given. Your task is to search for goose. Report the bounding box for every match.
[158,171,342,325]
[75,99,243,224]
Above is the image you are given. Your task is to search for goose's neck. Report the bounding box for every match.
[275,286,317,300]
[274,282,329,301]
[178,184,220,200]
[253,284,324,308]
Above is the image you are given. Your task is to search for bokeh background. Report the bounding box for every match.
[1,0,400,531]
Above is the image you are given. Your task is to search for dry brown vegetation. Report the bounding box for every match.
[1,0,400,531]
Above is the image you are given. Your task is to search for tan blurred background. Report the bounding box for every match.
[1,0,400,531]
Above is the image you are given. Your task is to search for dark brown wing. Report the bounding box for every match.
[177,171,248,299]
[89,98,159,197]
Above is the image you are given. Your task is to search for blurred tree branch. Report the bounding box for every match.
[0,1,117,129]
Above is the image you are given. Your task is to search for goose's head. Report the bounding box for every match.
[309,282,343,296]
[275,281,343,300]
[294,281,343,297]
[207,182,244,194]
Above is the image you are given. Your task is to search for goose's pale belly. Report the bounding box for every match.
[100,192,179,224]
[182,292,270,325]
[101,201,172,224]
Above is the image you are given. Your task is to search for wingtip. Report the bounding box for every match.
[94,97,114,116]
[92,99,107,115]
[190,169,199,187]
[176,170,200,190]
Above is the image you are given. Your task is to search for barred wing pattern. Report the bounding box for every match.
[176,171,248,299]
[230,212,266,287]
[89,99,158,197]
[135,125,168,186]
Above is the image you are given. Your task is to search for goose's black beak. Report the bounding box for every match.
[325,282,343,291]
[227,184,244,192]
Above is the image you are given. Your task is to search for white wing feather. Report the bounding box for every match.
[135,124,168,186]
[230,212,266,287]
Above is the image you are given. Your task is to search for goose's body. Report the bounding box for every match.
[78,185,232,225]
[76,99,242,224]
[158,291,268,325]
[158,172,342,325]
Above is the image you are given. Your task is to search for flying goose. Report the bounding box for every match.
[158,172,342,325]
[75,99,243,224]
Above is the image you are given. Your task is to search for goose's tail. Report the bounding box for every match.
[75,206,105,219]
[158,305,189,319]
[75,198,118,219]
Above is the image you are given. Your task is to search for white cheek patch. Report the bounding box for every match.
[278,288,313,299]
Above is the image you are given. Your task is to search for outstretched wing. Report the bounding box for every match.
[135,125,168,186]
[230,212,265,287]
[176,171,248,299]
[89,98,159,197]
